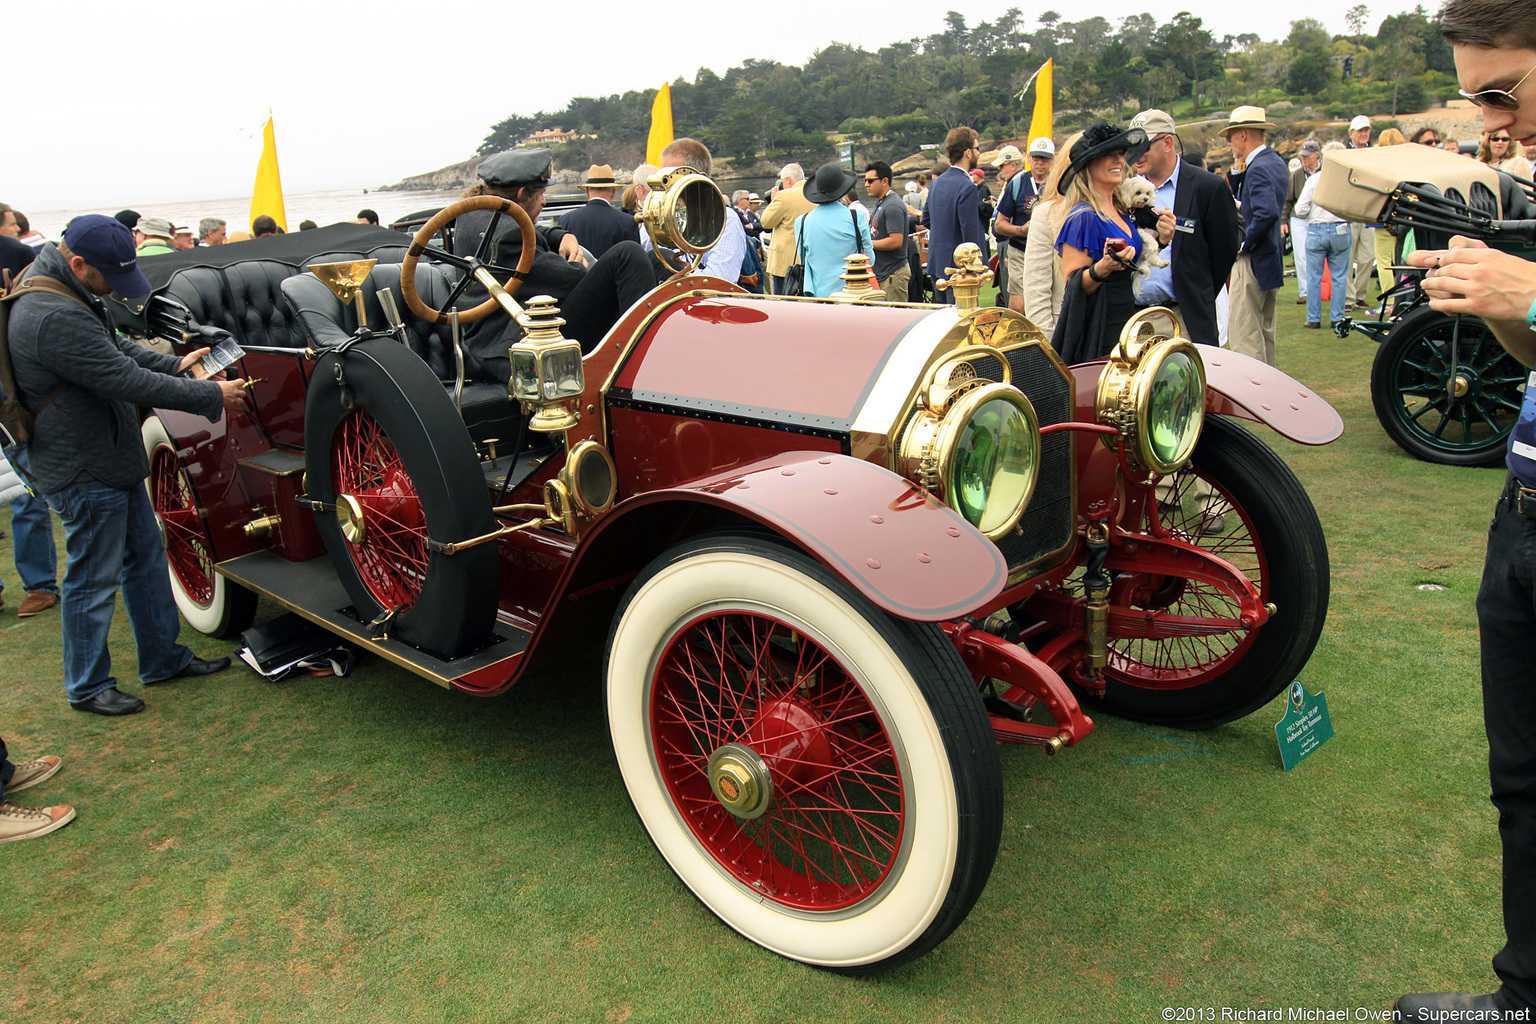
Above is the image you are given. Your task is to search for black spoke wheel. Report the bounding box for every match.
[1370,307,1523,467]
[304,339,499,659]
[1086,417,1331,730]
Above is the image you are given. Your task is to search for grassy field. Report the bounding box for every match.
[0,280,1510,1023]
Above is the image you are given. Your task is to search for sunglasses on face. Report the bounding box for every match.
[1491,135,1512,142]
[1460,62,1536,110]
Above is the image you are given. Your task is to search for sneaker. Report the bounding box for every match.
[1197,511,1226,536]
[1304,322,1321,329]
[6,755,62,794]
[17,591,59,618]
[0,800,76,843]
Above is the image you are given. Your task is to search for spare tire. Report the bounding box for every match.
[304,339,499,659]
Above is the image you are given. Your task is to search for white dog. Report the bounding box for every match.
[1115,175,1171,284]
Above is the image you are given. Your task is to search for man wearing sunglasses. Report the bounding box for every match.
[1399,1,1536,1017]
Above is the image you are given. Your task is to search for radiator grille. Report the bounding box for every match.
[973,345,1076,575]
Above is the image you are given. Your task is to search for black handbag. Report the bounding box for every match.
[782,215,807,296]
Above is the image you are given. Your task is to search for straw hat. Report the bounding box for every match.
[1219,106,1277,137]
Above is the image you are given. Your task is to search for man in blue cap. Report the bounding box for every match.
[8,215,249,716]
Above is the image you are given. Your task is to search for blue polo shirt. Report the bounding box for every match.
[1136,161,1179,306]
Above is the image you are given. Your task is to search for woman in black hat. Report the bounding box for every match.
[1049,121,1172,361]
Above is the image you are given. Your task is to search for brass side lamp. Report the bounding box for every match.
[510,296,584,433]
[636,168,727,274]
[934,243,993,313]
[307,260,379,329]
[831,253,885,303]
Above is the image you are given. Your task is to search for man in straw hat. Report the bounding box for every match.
[1220,105,1288,365]
[1395,0,1536,1016]
[558,163,640,260]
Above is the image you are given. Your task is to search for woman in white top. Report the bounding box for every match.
[1293,141,1352,328]
[1479,129,1535,179]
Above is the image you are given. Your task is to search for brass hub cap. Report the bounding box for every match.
[1452,375,1470,399]
[706,743,773,820]
[336,493,366,545]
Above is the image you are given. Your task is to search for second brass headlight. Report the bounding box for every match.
[1096,335,1206,475]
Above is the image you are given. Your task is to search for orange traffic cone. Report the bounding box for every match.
[1320,264,1331,302]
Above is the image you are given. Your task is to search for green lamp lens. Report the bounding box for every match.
[950,395,1036,535]
[1146,351,1204,468]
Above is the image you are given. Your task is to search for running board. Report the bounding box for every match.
[217,551,529,692]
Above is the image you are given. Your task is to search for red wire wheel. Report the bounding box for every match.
[1091,416,1331,729]
[606,535,1001,973]
[141,416,256,638]
[304,338,499,659]
[330,411,429,613]
[651,609,903,911]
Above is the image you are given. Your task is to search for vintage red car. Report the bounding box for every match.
[119,173,1341,973]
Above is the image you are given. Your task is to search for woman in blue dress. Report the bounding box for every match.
[1049,121,1174,361]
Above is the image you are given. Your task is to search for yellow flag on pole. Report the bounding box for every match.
[251,114,287,232]
[646,83,674,166]
[1027,59,1053,146]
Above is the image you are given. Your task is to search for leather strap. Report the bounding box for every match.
[3,276,94,420]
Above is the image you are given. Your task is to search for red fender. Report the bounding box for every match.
[601,451,1009,621]
[1070,348,1343,446]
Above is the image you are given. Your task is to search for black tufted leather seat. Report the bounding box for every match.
[280,263,522,447]
[161,250,401,351]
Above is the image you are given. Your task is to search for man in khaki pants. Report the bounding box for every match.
[1221,106,1289,365]
[759,163,814,295]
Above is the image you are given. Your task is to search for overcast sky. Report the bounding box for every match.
[13,0,1402,211]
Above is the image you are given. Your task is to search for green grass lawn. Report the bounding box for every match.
[0,278,1511,1023]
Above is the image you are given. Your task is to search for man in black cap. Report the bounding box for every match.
[452,149,662,384]
[559,164,640,259]
[796,162,872,297]
[8,215,248,716]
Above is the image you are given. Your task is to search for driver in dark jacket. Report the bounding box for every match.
[452,149,662,384]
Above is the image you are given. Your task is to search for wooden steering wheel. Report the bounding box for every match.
[400,195,536,325]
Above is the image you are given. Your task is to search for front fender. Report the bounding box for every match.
[577,451,1008,622]
[1070,348,1343,446]
[1198,347,1343,445]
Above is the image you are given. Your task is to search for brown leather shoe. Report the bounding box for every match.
[17,591,59,618]
[0,801,76,843]
[6,755,62,794]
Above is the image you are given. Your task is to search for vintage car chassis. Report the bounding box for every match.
[129,196,1343,974]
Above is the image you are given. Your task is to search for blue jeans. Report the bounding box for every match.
[1305,222,1351,326]
[44,479,193,703]
[4,450,60,598]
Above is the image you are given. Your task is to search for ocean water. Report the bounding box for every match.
[26,188,480,244]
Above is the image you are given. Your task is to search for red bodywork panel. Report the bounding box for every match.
[612,296,931,425]
[591,451,1007,622]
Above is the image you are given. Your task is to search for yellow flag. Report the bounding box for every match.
[1027,59,1053,147]
[646,83,674,166]
[251,114,287,232]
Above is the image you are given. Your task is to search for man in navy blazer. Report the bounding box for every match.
[1222,106,1289,365]
[921,126,990,303]
[558,164,640,260]
[1130,109,1241,348]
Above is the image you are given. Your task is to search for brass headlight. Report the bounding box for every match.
[900,380,1040,540]
[1095,313,1207,475]
[637,168,727,269]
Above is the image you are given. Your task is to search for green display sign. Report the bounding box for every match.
[1275,681,1333,771]
[838,141,855,173]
